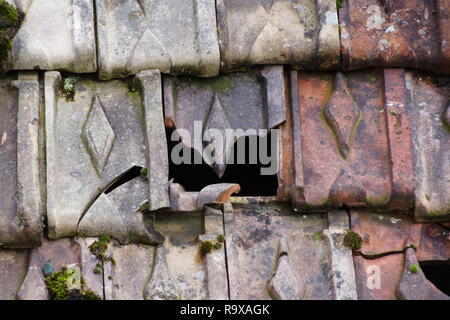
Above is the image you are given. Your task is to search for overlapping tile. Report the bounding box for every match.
[0,72,43,248]
[351,210,449,300]
[95,0,220,80]
[216,0,340,72]
[339,0,450,73]
[45,70,169,242]
[405,72,450,221]
[2,0,96,73]
[280,68,415,211]
[225,202,339,300]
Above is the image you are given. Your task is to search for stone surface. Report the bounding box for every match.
[225,202,334,299]
[339,0,450,73]
[267,238,303,300]
[351,210,449,300]
[201,206,228,300]
[3,0,96,73]
[396,248,449,300]
[280,69,415,211]
[45,71,168,241]
[216,0,340,72]
[0,72,43,248]
[104,241,156,300]
[323,210,357,300]
[0,248,29,300]
[134,70,170,211]
[144,245,180,300]
[164,66,286,178]
[95,0,219,80]
[155,211,208,299]
[405,72,450,221]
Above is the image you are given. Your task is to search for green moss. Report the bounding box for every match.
[217,234,225,243]
[408,264,419,274]
[79,289,101,300]
[213,242,222,250]
[336,0,344,10]
[410,243,417,250]
[312,231,325,241]
[93,263,102,275]
[89,236,109,260]
[0,1,19,26]
[201,241,213,255]
[62,76,78,101]
[0,0,22,64]
[140,167,148,177]
[343,230,363,250]
[139,202,150,213]
[44,267,76,300]
[425,194,431,201]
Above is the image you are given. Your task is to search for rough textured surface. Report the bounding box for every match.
[0,248,29,300]
[3,0,96,73]
[0,72,43,248]
[396,248,449,300]
[45,71,167,241]
[280,69,415,211]
[339,0,450,73]
[103,241,156,300]
[96,0,219,80]
[217,0,340,71]
[323,210,357,300]
[155,211,208,300]
[405,72,450,221]
[225,202,334,300]
[164,66,286,178]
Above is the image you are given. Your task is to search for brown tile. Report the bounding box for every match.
[281,69,414,211]
[339,0,450,73]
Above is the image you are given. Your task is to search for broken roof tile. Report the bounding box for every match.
[339,0,450,73]
[217,0,340,72]
[45,71,168,243]
[95,0,220,80]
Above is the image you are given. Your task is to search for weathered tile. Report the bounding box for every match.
[16,237,104,300]
[396,248,449,300]
[225,202,334,300]
[104,241,156,300]
[339,0,450,73]
[45,70,168,242]
[405,72,450,221]
[323,210,357,300]
[350,211,449,261]
[164,66,286,178]
[351,210,449,300]
[216,0,340,72]
[96,0,219,80]
[0,248,29,300]
[154,211,208,300]
[0,72,43,248]
[280,69,415,211]
[2,0,96,73]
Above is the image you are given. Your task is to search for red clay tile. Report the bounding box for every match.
[339,0,450,73]
[280,69,415,211]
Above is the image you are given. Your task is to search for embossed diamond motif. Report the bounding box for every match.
[202,94,234,178]
[324,72,361,159]
[82,96,116,174]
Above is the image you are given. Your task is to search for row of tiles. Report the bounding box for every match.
[1,0,449,79]
[0,205,448,300]
[0,67,448,249]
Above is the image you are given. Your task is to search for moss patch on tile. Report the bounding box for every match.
[0,0,22,65]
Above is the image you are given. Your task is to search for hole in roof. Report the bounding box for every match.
[166,127,278,196]
[419,261,450,296]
